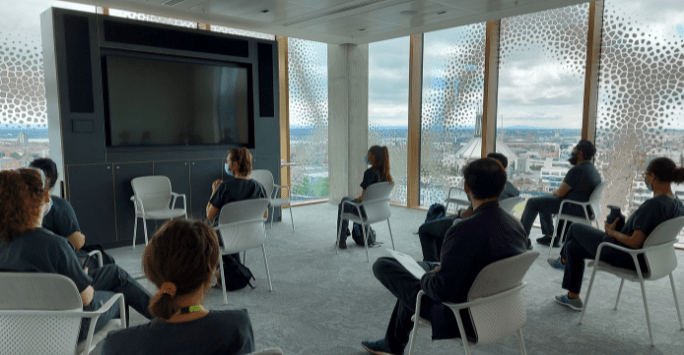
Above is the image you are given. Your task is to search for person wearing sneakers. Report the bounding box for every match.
[550,157,684,311]
[361,158,528,355]
[336,145,393,249]
[417,152,523,262]
[103,218,255,355]
[520,140,601,248]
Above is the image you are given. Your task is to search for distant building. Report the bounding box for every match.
[17,132,28,146]
[540,168,568,192]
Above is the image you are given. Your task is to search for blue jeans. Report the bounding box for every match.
[337,197,365,243]
[79,265,152,341]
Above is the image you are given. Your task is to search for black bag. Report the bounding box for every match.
[425,203,446,223]
[351,223,376,246]
[221,254,256,291]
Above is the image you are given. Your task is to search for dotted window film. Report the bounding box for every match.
[420,23,486,208]
[368,37,410,206]
[211,25,275,41]
[288,38,329,203]
[108,9,197,28]
[595,0,684,242]
[497,4,589,219]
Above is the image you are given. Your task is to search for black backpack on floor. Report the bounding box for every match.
[425,203,446,223]
[351,223,376,247]
[221,254,255,291]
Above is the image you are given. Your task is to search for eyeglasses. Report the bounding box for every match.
[642,172,653,178]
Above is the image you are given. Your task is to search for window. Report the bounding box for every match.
[108,9,197,28]
[595,0,684,245]
[288,38,328,203]
[0,1,94,170]
[497,4,589,217]
[420,24,486,209]
[368,37,410,205]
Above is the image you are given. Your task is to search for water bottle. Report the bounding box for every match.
[605,205,625,231]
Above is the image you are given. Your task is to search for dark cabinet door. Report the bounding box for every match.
[66,164,116,246]
[189,160,224,220]
[154,161,191,214]
[113,163,154,246]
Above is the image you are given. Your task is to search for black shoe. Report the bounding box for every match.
[337,240,347,249]
[536,235,561,248]
[526,238,533,250]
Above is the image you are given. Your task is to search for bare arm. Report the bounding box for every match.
[206,179,223,220]
[605,218,648,249]
[67,231,86,251]
[80,285,94,307]
[355,189,366,201]
[553,182,572,198]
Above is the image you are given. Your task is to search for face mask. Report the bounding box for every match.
[646,182,653,192]
[224,163,233,176]
[365,156,371,165]
[43,198,53,217]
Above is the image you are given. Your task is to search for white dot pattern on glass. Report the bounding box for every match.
[0,315,80,354]
[210,25,275,41]
[108,9,197,28]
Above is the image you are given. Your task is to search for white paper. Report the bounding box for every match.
[387,249,426,279]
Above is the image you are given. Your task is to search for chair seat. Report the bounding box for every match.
[340,212,389,225]
[140,208,186,220]
[556,213,595,224]
[269,198,290,207]
[76,319,122,354]
[588,260,651,280]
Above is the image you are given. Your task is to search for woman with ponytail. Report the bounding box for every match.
[551,157,684,312]
[103,218,255,355]
[336,145,394,249]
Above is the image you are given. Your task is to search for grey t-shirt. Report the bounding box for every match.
[621,194,684,235]
[102,310,255,355]
[209,176,267,210]
[562,161,601,202]
[0,228,92,291]
[43,196,81,239]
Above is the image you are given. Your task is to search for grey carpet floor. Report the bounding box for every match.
[93,203,684,355]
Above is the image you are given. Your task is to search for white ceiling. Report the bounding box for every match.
[64,0,591,44]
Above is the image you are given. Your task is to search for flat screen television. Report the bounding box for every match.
[102,53,254,148]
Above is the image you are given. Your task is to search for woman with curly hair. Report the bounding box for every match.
[0,168,153,341]
[102,218,255,355]
[336,145,394,249]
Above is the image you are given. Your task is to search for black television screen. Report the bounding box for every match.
[103,54,254,148]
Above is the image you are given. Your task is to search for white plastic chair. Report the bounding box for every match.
[579,216,684,346]
[445,187,470,213]
[500,196,524,214]
[407,250,539,355]
[0,272,126,355]
[252,169,295,231]
[130,176,187,248]
[548,181,607,254]
[336,182,395,262]
[215,198,273,302]
[247,348,284,355]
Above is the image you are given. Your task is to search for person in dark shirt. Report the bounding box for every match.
[418,152,522,262]
[520,140,602,247]
[549,157,684,311]
[361,158,528,355]
[103,218,255,355]
[29,158,86,251]
[336,145,394,249]
[0,168,152,342]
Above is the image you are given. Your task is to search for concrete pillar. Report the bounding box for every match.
[328,43,369,204]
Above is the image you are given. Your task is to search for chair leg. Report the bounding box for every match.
[142,217,149,246]
[289,204,295,232]
[669,273,684,330]
[518,328,527,355]
[638,280,655,346]
[454,313,472,355]
[262,245,273,291]
[218,255,228,304]
[270,206,274,229]
[336,217,343,255]
[614,279,625,310]
[387,219,395,250]
[363,224,370,263]
[132,216,138,249]
[579,264,599,324]
[549,218,567,255]
[407,324,419,355]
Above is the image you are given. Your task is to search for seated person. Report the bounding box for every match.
[550,157,684,311]
[418,152,521,262]
[0,168,152,342]
[361,158,528,355]
[520,140,601,247]
[337,145,393,249]
[102,218,255,355]
[29,158,86,250]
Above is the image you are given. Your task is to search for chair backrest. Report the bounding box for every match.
[499,196,524,214]
[216,198,271,254]
[361,182,394,223]
[0,272,83,355]
[588,181,608,220]
[641,216,684,279]
[131,176,173,212]
[463,251,539,345]
[251,169,275,199]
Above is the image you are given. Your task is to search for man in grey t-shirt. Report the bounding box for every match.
[520,140,601,247]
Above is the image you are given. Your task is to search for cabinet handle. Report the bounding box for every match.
[107,166,110,170]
